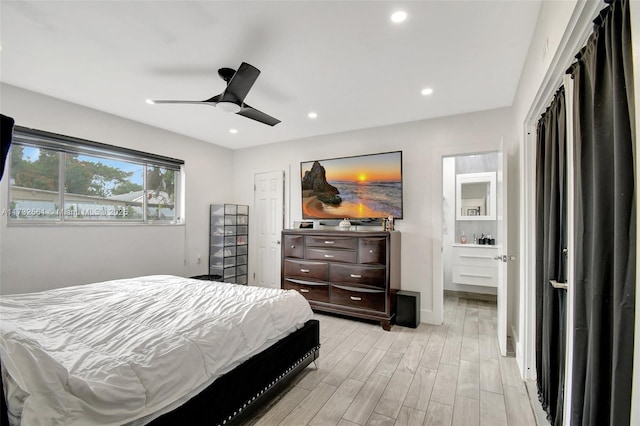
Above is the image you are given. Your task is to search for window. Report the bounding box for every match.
[7,127,184,224]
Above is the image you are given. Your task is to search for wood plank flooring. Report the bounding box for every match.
[244,295,537,426]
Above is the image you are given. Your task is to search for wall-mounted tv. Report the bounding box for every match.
[300,151,403,221]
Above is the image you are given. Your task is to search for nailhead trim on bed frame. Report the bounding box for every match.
[218,345,321,425]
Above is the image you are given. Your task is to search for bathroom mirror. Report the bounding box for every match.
[456,172,496,221]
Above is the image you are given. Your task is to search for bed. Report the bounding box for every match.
[0,275,320,425]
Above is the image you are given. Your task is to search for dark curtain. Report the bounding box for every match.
[536,86,567,426]
[0,114,15,180]
[569,0,636,424]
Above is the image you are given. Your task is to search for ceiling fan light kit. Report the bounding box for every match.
[217,101,242,114]
[149,62,280,126]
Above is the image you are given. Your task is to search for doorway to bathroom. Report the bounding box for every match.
[442,151,508,355]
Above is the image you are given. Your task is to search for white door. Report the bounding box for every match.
[496,145,508,356]
[254,171,284,288]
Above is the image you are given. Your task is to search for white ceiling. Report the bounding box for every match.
[0,1,541,150]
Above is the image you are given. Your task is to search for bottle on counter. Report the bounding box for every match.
[460,232,467,244]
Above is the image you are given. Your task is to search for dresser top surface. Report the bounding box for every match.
[283,229,397,237]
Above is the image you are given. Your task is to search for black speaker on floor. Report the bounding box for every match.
[396,290,420,328]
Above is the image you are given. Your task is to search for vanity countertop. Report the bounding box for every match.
[452,243,498,248]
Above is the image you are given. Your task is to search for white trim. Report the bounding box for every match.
[520,121,537,381]
[511,323,519,356]
[497,145,508,356]
[562,72,576,426]
[420,308,441,325]
[431,155,445,325]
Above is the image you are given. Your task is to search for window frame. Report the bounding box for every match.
[6,126,185,226]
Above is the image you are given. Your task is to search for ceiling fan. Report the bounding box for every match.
[148,62,281,126]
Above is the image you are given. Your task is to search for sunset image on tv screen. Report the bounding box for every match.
[300,151,403,219]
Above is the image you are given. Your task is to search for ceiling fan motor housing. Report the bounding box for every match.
[218,67,236,83]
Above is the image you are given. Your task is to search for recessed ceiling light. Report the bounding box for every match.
[421,88,434,96]
[391,11,407,23]
[229,129,238,134]
[145,99,155,104]
[308,112,318,119]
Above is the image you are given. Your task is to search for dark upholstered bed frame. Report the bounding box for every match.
[0,319,320,426]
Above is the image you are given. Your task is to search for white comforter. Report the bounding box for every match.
[0,275,313,426]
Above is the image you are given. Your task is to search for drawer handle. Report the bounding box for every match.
[369,250,374,253]
[350,274,362,278]
[290,245,296,248]
[299,289,310,293]
[460,255,493,259]
[300,269,310,273]
[350,296,362,301]
[460,273,492,279]
[324,241,335,244]
[324,254,334,258]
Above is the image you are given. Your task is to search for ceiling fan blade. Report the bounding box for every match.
[238,104,281,126]
[150,94,221,106]
[151,100,208,105]
[220,62,260,104]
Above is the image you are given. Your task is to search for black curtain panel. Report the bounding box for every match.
[536,86,567,426]
[569,0,636,424]
[0,114,15,181]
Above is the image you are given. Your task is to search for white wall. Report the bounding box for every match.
[0,84,234,294]
[232,107,514,324]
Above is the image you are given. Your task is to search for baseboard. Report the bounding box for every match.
[444,289,497,303]
[512,323,525,375]
[419,309,443,325]
[525,380,549,426]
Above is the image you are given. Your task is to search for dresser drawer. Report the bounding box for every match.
[359,237,387,264]
[330,264,386,288]
[283,279,330,302]
[284,235,305,258]
[452,265,498,287]
[284,259,329,281]
[306,248,357,263]
[331,285,385,312]
[305,236,358,250]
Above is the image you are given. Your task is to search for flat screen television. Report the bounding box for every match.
[300,151,403,221]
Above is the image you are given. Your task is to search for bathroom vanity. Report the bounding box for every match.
[451,243,498,288]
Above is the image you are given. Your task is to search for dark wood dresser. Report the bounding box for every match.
[281,229,401,330]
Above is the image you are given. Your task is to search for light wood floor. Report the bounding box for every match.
[244,295,537,426]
